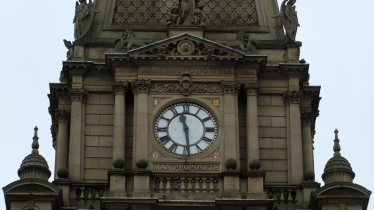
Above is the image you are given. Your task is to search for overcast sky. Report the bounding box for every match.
[0,0,373,209]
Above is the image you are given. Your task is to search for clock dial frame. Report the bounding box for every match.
[154,102,218,156]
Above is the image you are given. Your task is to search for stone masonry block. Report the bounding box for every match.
[272,138,287,148]
[239,148,246,159]
[125,148,133,158]
[261,160,273,170]
[126,126,133,136]
[101,93,114,104]
[239,137,246,149]
[85,147,113,158]
[125,137,133,147]
[99,158,112,169]
[100,115,114,125]
[86,105,114,115]
[265,171,288,183]
[87,94,100,104]
[259,138,272,148]
[258,106,286,117]
[271,96,285,106]
[259,127,287,138]
[258,117,271,126]
[260,149,287,159]
[84,169,107,180]
[86,125,114,136]
[271,117,286,127]
[100,137,114,147]
[239,127,246,137]
[86,115,100,125]
[273,160,288,170]
[258,95,271,106]
[238,116,246,125]
[84,158,98,169]
[85,136,99,146]
[260,80,288,88]
[125,116,134,126]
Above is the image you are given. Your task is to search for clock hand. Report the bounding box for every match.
[179,114,190,155]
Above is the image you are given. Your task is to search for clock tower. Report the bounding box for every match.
[2,0,371,210]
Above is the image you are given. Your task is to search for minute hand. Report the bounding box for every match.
[179,114,190,155]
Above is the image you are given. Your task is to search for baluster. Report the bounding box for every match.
[154,178,159,191]
[91,188,97,202]
[213,178,219,192]
[87,188,93,201]
[98,188,104,197]
[187,178,193,193]
[196,178,202,193]
[75,187,82,201]
[283,189,289,204]
[275,189,281,204]
[267,189,274,199]
[165,178,172,193]
[291,189,298,204]
[201,178,208,193]
[180,178,186,193]
[158,178,165,193]
[208,178,215,193]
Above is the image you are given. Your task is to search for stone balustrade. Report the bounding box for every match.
[265,186,299,204]
[153,175,220,193]
[74,185,106,202]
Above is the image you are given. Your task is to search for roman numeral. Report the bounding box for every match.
[161,116,170,121]
[182,104,190,113]
[170,107,178,115]
[202,137,212,143]
[157,127,167,132]
[183,147,188,155]
[196,145,202,152]
[205,127,215,132]
[169,143,178,152]
[196,108,201,115]
[202,117,211,122]
[160,136,171,144]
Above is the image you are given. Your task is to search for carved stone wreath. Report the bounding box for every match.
[177,40,195,55]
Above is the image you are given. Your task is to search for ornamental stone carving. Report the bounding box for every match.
[114,29,146,51]
[55,109,70,124]
[112,81,129,95]
[221,81,240,94]
[243,82,260,96]
[166,8,181,25]
[283,90,303,104]
[69,88,89,102]
[227,31,256,52]
[73,0,96,42]
[301,112,314,125]
[63,40,74,61]
[149,83,222,94]
[280,0,300,43]
[132,79,152,93]
[177,40,196,55]
[179,72,193,96]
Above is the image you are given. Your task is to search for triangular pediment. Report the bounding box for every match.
[127,33,245,59]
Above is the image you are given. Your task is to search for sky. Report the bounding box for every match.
[0,0,373,209]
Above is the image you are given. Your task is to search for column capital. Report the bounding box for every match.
[69,88,89,102]
[112,81,129,95]
[221,80,240,94]
[132,79,151,94]
[243,82,260,96]
[301,112,314,125]
[55,109,70,124]
[283,90,303,104]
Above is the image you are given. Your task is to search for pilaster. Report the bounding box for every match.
[132,79,151,167]
[112,81,129,164]
[283,90,304,184]
[55,109,70,176]
[243,82,260,169]
[301,112,314,174]
[68,88,88,182]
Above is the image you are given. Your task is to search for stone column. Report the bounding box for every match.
[112,81,128,164]
[301,112,314,174]
[132,79,151,165]
[221,81,240,161]
[55,109,70,175]
[244,82,260,168]
[283,90,304,184]
[68,88,88,182]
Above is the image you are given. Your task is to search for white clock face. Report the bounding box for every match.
[154,102,218,156]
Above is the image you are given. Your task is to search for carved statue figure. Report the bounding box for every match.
[114,30,146,51]
[166,8,181,25]
[227,31,256,52]
[73,0,95,41]
[179,72,193,96]
[180,0,195,25]
[280,0,300,42]
[192,1,206,26]
[63,40,74,61]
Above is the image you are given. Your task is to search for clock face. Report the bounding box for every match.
[154,102,218,156]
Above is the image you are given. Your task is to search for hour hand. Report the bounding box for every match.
[179,114,190,155]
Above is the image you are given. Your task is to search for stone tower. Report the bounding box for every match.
[2,0,371,210]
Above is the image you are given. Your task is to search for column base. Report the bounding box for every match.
[133,170,152,198]
[222,171,241,198]
[108,169,128,197]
